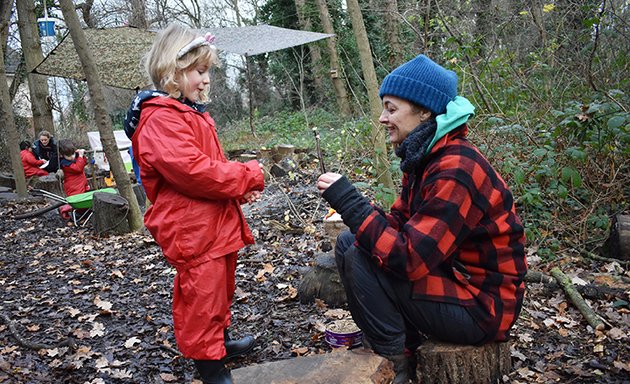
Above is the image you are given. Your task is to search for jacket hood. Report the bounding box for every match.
[124,91,210,139]
[426,96,475,153]
[123,90,168,139]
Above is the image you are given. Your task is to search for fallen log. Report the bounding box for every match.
[549,267,605,331]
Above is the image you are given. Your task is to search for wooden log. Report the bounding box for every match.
[93,192,130,235]
[603,214,630,260]
[237,153,258,163]
[298,253,347,307]
[550,267,605,331]
[415,340,511,384]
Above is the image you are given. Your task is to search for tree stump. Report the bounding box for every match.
[32,174,63,196]
[93,192,130,235]
[324,216,347,249]
[272,144,295,163]
[298,253,347,307]
[0,173,16,189]
[415,340,511,384]
[132,183,147,212]
[603,214,630,260]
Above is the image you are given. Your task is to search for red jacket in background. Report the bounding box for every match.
[21,149,48,177]
[61,156,89,196]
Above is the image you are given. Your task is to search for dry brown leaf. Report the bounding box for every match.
[160,373,178,382]
[124,336,141,349]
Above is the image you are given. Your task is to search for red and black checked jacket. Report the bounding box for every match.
[347,127,526,343]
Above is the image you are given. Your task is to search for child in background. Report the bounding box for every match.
[58,139,90,197]
[20,140,48,179]
[125,23,264,384]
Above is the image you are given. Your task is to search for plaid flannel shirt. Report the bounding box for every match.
[354,128,527,343]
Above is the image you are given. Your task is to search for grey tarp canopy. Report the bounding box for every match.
[33,25,333,90]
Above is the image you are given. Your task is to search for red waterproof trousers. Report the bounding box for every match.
[172,252,237,360]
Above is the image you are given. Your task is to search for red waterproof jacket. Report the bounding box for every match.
[20,149,47,177]
[61,156,89,197]
[132,97,264,270]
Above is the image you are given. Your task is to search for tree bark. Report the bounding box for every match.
[0,0,14,56]
[15,0,55,136]
[129,0,148,28]
[382,0,402,67]
[345,0,393,191]
[58,0,143,232]
[0,41,28,197]
[294,0,324,94]
[314,0,351,117]
[415,340,511,384]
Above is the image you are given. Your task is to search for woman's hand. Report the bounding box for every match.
[317,172,342,195]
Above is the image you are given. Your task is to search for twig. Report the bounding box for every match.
[312,126,326,174]
[549,267,605,331]
[0,313,77,351]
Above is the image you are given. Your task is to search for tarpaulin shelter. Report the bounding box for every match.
[33,25,333,90]
[33,25,333,133]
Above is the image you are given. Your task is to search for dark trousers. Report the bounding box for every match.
[335,230,486,356]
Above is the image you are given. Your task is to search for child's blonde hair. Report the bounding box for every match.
[144,23,219,102]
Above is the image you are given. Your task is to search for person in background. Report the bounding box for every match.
[33,130,59,173]
[58,139,90,197]
[317,54,527,383]
[20,140,48,179]
[126,23,264,384]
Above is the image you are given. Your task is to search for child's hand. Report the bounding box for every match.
[77,149,86,157]
[242,191,261,204]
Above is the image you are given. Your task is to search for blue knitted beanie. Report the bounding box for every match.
[379,54,458,115]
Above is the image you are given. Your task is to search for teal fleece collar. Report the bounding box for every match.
[426,96,475,153]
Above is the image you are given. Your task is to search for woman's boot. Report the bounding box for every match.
[224,329,255,360]
[193,360,233,384]
[386,354,413,384]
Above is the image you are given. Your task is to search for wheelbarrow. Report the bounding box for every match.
[15,188,118,226]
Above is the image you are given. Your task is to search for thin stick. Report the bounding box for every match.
[312,126,326,174]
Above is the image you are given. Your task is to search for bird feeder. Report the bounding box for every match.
[37,18,55,37]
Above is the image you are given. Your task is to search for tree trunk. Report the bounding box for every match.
[0,41,28,197]
[129,0,148,28]
[93,192,131,235]
[382,0,402,67]
[473,0,492,57]
[0,0,13,56]
[16,0,55,136]
[294,0,324,94]
[314,0,351,117]
[58,0,143,232]
[345,0,393,191]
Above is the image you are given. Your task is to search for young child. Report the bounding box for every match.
[125,23,264,384]
[20,140,48,178]
[58,139,90,197]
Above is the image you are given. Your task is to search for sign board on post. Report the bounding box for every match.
[87,131,132,172]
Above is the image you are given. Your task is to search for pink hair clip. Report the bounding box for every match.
[204,33,215,44]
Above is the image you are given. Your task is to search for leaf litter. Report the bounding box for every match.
[0,165,628,383]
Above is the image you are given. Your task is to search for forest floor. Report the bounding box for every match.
[0,165,628,384]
